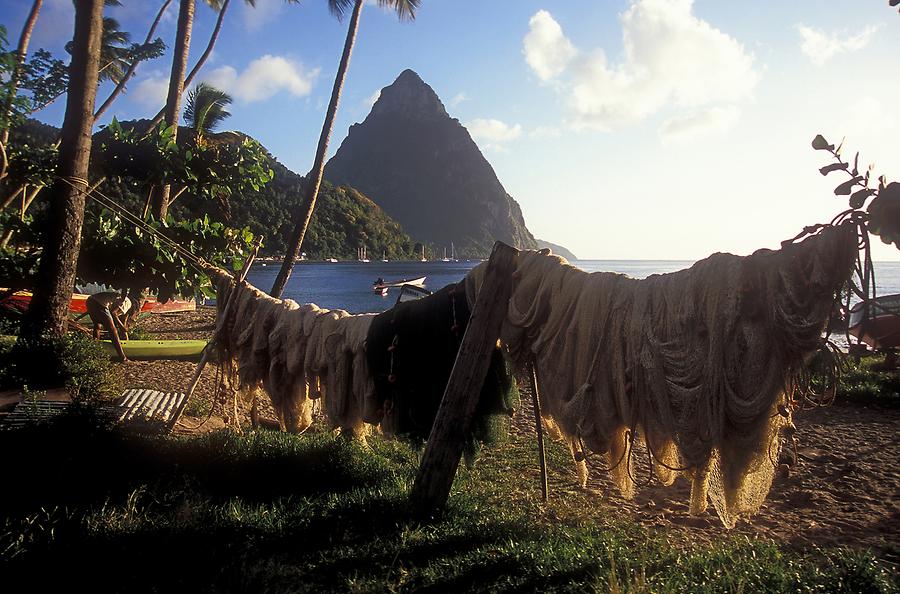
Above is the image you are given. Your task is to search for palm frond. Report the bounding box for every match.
[328,0,357,20]
[377,0,420,21]
[184,82,233,137]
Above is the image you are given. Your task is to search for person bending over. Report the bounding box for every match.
[86,291,131,361]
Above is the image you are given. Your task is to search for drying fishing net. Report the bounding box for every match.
[212,272,376,437]
[210,271,514,449]
[365,280,516,451]
[466,223,858,527]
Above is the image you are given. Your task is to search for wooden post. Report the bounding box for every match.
[410,241,518,514]
[529,362,549,503]
[170,238,262,426]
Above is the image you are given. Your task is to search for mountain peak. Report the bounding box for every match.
[370,69,447,120]
[324,70,537,257]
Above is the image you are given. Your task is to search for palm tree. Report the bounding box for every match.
[183,81,232,140]
[270,0,420,298]
[147,0,253,129]
[0,0,43,147]
[147,0,195,220]
[21,0,105,338]
[94,0,173,123]
[149,0,294,219]
[31,15,164,117]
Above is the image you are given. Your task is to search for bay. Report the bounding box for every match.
[245,259,900,315]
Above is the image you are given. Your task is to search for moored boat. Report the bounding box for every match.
[0,290,195,315]
[101,339,208,360]
[372,276,426,293]
[847,293,900,349]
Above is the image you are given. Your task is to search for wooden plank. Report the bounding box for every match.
[118,388,148,422]
[159,393,182,423]
[142,391,164,419]
[123,389,154,422]
[409,241,518,514]
[119,388,143,409]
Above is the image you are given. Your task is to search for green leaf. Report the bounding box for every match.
[834,177,864,195]
[819,163,847,176]
[849,188,875,209]
[811,134,832,151]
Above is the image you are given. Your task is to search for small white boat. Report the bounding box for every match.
[396,284,431,304]
[372,276,426,293]
[325,257,338,263]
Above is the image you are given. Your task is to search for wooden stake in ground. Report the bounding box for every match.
[410,241,518,515]
[171,237,262,425]
[529,361,549,503]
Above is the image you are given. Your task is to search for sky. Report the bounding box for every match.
[3,0,899,260]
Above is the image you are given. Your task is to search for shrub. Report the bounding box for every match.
[0,334,122,402]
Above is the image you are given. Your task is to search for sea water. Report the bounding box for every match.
[245,260,900,315]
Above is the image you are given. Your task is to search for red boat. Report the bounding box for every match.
[0,290,195,315]
[847,294,900,349]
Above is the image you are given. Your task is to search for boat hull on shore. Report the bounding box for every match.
[0,290,195,315]
[848,294,900,349]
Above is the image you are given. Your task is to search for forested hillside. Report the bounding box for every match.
[9,120,420,260]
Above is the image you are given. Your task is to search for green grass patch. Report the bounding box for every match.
[0,409,894,593]
[835,355,900,407]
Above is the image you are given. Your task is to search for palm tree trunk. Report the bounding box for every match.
[93,0,173,123]
[21,0,104,338]
[270,0,364,298]
[150,0,194,220]
[21,184,43,215]
[1,185,25,210]
[148,0,230,130]
[0,0,43,147]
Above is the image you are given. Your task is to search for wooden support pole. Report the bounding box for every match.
[529,361,549,503]
[170,237,262,427]
[410,241,518,514]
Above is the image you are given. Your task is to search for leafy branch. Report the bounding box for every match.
[812,134,900,248]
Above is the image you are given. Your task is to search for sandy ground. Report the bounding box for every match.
[121,308,900,563]
[508,390,900,563]
[121,308,277,433]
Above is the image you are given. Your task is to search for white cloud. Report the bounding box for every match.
[449,92,469,108]
[659,106,741,144]
[242,0,285,32]
[796,24,882,67]
[203,55,319,103]
[131,73,170,108]
[523,10,578,82]
[465,118,523,151]
[530,125,562,139]
[523,2,758,134]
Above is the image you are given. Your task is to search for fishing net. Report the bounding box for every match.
[466,223,858,527]
[365,280,516,450]
[213,272,375,437]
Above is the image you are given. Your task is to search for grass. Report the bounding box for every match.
[835,354,900,407]
[0,409,895,593]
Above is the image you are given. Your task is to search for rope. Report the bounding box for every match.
[55,175,213,274]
